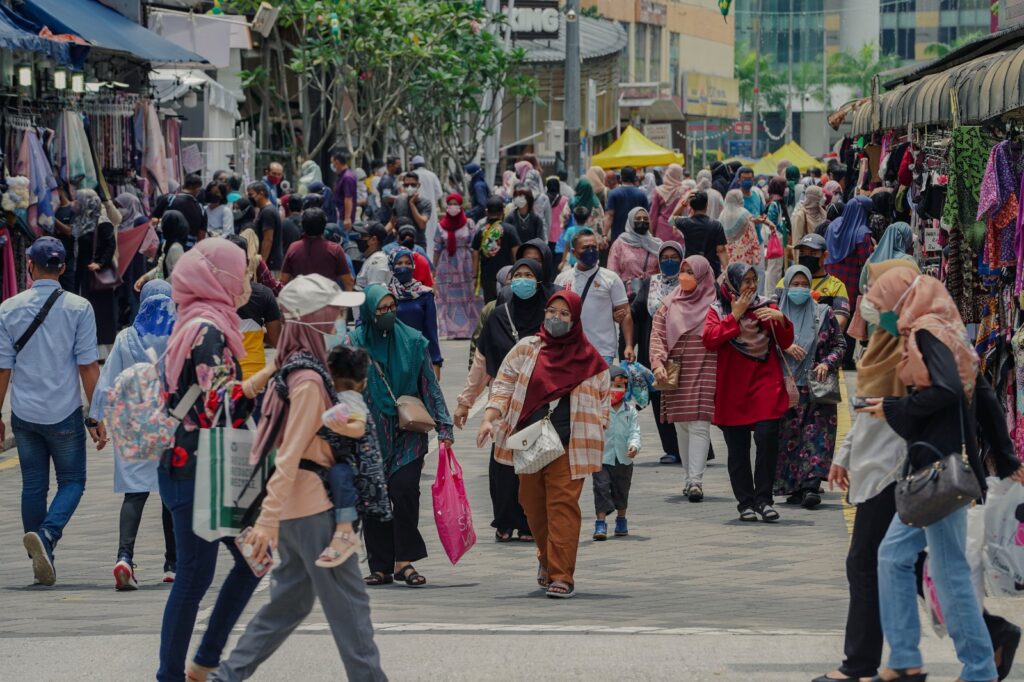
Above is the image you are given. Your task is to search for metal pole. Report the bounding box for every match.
[786,0,794,144]
[822,12,829,156]
[483,0,513,190]
[751,0,760,157]
[565,0,581,184]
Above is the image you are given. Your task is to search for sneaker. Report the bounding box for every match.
[23,532,55,586]
[593,520,608,541]
[758,504,780,522]
[801,490,822,509]
[163,561,176,583]
[614,517,628,536]
[682,483,692,497]
[688,484,704,503]
[785,493,803,505]
[659,453,681,464]
[739,508,758,522]
[114,559,138,591]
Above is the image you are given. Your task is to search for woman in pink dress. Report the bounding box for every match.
[649,164,686,242]
[608,206,662,299]
[433,193,483,339]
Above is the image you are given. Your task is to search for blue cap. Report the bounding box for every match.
[27,236,65,268]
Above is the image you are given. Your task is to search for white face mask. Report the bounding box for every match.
[446,205,461,217]
[514,196,527,209]
[404,185,418,196]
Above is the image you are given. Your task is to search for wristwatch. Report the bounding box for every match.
[84,418,99,428]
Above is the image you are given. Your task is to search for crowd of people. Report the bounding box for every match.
[4,149,1024,682]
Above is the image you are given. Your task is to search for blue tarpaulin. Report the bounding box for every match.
[0,4,88,69]
[15,0,207,65]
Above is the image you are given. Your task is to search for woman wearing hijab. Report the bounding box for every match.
[71,188,118,345]
[631,242,684,464]
[296,159,323,197]
[347,285,454,587]
[561,177,605,244]
[764,176,792,287]
[433,193,481,340]
[458,258,549,542]
[650,255,718,501]
[785,165,803,209]
[524,170,551,241]
[478,290,610,598]
[859,221,914,293]
[858,269,1024,682]
[826,194,875,369]
[387,248,442,373]
[703,263,793,522]
[823,180,842,206]
[157,239,260,682]
[720,189,766,293]
[790,185,826,252]
[650,164,686,241]
[91,280,177,591]
[497,170,518,203]
[114,192,153,322]
[585,166,608,206]
[774,265,846,509]
[211,275,386,682]
[546,176,569,254]
[608,207,661,298]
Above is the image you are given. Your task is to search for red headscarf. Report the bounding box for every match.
[438,192,467,256]
[519,290,608,424]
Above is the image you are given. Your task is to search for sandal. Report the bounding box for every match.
[185,662,215,682]
[315,531,358,568]
[494,530,514,543]
[518,532,534,542]
[394,564,427,587]
[537,564,550,589]
[546,580,575,599]
[364,571,393,586]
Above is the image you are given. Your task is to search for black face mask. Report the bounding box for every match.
[634,220,650,235]
[798,254,821,272]
[400,237,415,248]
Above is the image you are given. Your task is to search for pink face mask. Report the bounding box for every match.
[446,205,461,217]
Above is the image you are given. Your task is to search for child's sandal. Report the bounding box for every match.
[315,531,358,568]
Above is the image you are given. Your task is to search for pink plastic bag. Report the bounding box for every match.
[432,443,476,565]
[766,229,784,259]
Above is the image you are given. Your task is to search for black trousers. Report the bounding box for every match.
[839,483,896,678]
[364,457,427,574]
[489,447,530,534]
[721,420,781,511]
[649,392,680,457]
[117,492,176,566]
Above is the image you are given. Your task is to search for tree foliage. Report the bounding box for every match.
[228,0,535,171]
[827,43,900,98]
[734,41,786,115]
[923,31,985,59]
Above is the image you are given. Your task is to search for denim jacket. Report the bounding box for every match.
[603,402,642,466]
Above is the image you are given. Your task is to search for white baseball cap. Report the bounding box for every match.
[278,274,364,319]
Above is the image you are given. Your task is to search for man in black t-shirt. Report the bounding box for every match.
[471,197,521,302]
[153,174,207,244]
[675,191,727,278]
[247,182,284,272]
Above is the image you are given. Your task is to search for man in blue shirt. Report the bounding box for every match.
[604,165,650,242]
[737,166,766,218]
[0,237,104,586]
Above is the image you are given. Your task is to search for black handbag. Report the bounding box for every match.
[894,400,981,528]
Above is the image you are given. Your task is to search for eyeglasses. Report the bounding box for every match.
[544,307,572,321]
[376,304,397,315]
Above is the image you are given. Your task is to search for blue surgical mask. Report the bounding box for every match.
[577,247,599,268]
[786,288,811,305]
[659,260,681,277]
[741,180,754,191]
[325,318,347,351]
[393,266,414,284]
[510,278,538,300]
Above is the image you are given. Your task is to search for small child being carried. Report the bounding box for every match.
[315,346,371,568]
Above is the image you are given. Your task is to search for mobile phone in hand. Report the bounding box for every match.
[235,527,273,577]
[851,397,870,410]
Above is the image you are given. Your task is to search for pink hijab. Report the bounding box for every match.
[165,239,247,391]
[663,255,716,349]
[656,164,685,203]
[515,160,532,182]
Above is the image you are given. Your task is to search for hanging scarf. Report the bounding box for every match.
[438,192,467,257]
[714,262,772,361]
[387,247,431,300]
[663,254,716,349]
[977,140,1019,220]
[519,290,608,425]
[72,188,108,239]
[719,189,753,241]
[825,195,872,264]
[619,206,662,255]
[347,284,429,417]
[647,242,684,316]
[571,177,600,212]
[779,264,822,383]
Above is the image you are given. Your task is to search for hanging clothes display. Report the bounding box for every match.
[138,100,169,194]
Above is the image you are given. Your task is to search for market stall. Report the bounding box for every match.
[590,125,684,169]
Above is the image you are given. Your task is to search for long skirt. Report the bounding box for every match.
[774,386,837,495]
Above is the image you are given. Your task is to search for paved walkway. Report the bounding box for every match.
[0,340,1020,680]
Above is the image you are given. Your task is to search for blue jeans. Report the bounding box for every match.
[878,507,996,681]
[327,462,359,524]
[157,471,261,682]
[14,407,87,556]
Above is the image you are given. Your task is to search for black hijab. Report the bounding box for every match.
[160,209,190,277]
[496,238,558,304]
[478,258,547,376]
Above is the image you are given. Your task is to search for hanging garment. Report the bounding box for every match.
[140,101,168,195]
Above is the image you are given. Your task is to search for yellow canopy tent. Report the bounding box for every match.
[751,141,828,176]
[751,154,779,176]
[591,125,684,169]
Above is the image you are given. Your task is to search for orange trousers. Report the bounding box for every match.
[517,454,584,585]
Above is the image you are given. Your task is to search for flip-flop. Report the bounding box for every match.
[364,571,394,586]
[395,565,426,587]
[546,581,575,599]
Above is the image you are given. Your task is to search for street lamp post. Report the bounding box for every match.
[565,0,581,183]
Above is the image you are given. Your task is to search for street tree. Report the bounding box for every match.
[827,43,900,98]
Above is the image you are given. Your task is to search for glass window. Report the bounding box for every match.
[620,21,630,82]
[670,32,680,96]
[635,23,647,81]
[881,27,896,54]
[650,25,662,84]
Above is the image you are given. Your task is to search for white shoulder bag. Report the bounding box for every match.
[507,407,564,475]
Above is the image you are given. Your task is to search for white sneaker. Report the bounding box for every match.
[114,559,138,591]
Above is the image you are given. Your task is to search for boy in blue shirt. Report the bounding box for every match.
[593,365,642,540]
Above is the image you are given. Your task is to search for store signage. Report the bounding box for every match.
[732,120,752,135]
[682,72,739,120]
[644,123,673,150]
[502,1,560,41]
[637,1,667,26]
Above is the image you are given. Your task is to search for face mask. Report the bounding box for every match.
[786,288,811,305]
[544,317,571,337]
[267,175,281,186]
[510,278,537,300]
[741,180,754,191]
[860,298,881,326]
[355,238,368,254]
[376,311,397,332]
[879,311,900,337]
[446,205,461,217]
[633,220,650,235]
[798,255,821,272]
[577,247,599,268]
[513,196,527,209]
[393,266,414,284]
[660,260,681,278]
[400,237,415,249]
[678,272,697,292]
[404,186,418,196]
[611,389,626,405]
[326,318,347,350]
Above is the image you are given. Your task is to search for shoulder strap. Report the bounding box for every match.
[579,268,601,305]
[504,304,519,343]
[14,288,63,354]
[370,358,399,403]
